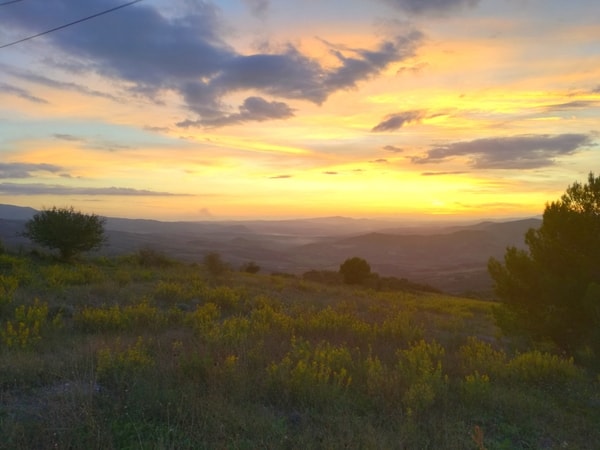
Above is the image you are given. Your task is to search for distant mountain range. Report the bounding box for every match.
[0,204,541,295]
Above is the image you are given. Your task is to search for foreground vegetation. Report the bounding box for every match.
[1,250,599,449]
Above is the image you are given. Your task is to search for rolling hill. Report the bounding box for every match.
[0,204,540,294]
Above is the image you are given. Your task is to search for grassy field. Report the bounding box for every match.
[0,250,599,449]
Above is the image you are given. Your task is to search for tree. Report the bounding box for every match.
[488,172,600,358]
[241,261,260,274]
[22,206,106,261]
[204,251,229,277]
[339,257,371,285]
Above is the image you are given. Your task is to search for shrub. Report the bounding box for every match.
[186,302,220,336]
[267,338,354,408]
[377,312,424,346]
[503,350,581,388]
[134,247,175,268]
[241,261,260,274]
[42,264,105,288]
[1,300,50,349]
[0,275,19,314]
[203,286,243,313]
[96,337,154,389]
[153,280,189,303]
[204,252,229,277]
[462,371,491,401]
[363,354,401,409]
[22,206,106,261]
[397,340,447,415]
[458,337,507,378]
[339,257,371,285]
[74,300,165,332]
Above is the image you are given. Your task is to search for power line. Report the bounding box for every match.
[0,0,25,6]
[0,0,144,49]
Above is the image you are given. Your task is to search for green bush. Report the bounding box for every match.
[74,300,165,332]
[0,274,19,314]
[96,337,154,389]
[267,338,354,408]
[42,264,104,288]
[458,336,507,378]
[1,300,50,350]
[397,340,448,416]
[153,280,189,303]
[22,206,106,261]
[503,350,581,388]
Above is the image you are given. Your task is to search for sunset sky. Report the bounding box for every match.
[1,0,598,221]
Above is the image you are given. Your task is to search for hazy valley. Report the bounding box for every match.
[0,204,539,295]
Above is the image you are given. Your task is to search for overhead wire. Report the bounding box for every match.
[0,0,26,6]
[0,0,144,49]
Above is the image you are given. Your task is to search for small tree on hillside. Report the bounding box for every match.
[204,251,229,277]
[241,261,260,274]
[22,206,106,261]
[488,172,600,360]
[340,257,371,285]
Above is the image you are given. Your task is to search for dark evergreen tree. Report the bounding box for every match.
[489,172,600,359]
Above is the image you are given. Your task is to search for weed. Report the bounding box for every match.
[42,264,104,289]
[459,336,507,378]
[397,340,447,415]
[268,338,354,408]
[153,280,189,303]
[96,336,154,389]
[504,350,581,388]
[1,299,50,349]
[0,274,18,314]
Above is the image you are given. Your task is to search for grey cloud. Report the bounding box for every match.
[197,207,213,217]
[243,0,269,18]
[383,145,404,153]
[53,133,84,141]
[3,65,120,101]
[370,159,388,163]
[421,171,466,176]
[179,96,294,127]
[0,82,48,104]
[323,32,423,92]
[544,100,599,111]
[269,174,292,179]
[0,163,63,179]
[372,110,425,132]
[323,171,338,175]
[4,1,423,127]
[396,62,428,75]
[144,126,171,133]
[381,0,479,15]
[209,48,328,104]
[412,133,594,169]
[0,183,190,196]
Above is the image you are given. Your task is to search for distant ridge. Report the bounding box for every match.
[0,204,38,221]
[0,203,542,294]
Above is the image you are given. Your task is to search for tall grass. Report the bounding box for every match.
[0,252,598,449]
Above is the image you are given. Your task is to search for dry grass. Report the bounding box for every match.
[0,253,599,449]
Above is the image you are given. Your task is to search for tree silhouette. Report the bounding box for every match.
[339,257,371,285]
[23,206,106,261]
[204,251,228,277]
[489,172,600,361]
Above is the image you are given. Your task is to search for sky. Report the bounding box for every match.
[1,0,598,221]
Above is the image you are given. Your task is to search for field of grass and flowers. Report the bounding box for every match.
[1,249,599,449]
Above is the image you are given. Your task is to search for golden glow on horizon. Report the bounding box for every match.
[1,1,597,221]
